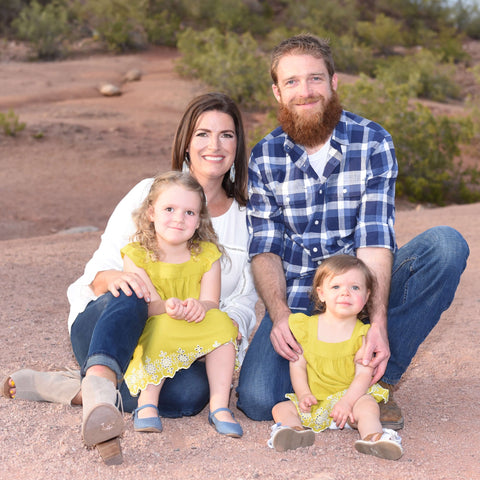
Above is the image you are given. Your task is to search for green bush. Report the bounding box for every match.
[0,110,26,136]
[0,0,29,35]
[339,76,478,205]
[176,28,271,110]
[281,0,359,37]
[450,0,480,40]
[12,0,71,59]
[331,34,376,77]
[75,0,148,52]
[144,9,180,47]
[356,13,404,55]
[375,50,462,102]
[177,0,273,35]
[431,27,469,63]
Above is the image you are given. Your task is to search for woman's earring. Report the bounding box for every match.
[229,163,236,183]
[182,155,190,173]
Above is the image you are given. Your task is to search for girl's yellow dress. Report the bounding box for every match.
[286,313,389,432]
[122,241,238,396]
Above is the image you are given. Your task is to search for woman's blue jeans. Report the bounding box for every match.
[236,226,469,421]
[70,291,209,416]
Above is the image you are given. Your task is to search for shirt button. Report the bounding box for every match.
[313,247,318,253]
[343,188,347,193]
[314,220,319,225]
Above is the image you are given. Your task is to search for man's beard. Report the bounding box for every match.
[277,91,343,148]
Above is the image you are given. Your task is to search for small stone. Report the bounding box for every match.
[98,83,121,96]
[123,68,142,82]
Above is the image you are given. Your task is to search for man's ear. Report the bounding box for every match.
[272,83,281,103]
[331,73,338,92]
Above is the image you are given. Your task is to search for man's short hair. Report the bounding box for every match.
[270,33,335,85]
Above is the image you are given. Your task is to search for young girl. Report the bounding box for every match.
[122,171,242,438]
[268,255,403,460]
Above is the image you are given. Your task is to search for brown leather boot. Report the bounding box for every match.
[379,381,404,431]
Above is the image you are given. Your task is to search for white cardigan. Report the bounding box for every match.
[67,178,258,364]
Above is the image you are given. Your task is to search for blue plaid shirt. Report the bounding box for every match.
[247,110,397,311]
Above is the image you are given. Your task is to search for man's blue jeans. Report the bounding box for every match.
[70,291,209,416]
[236,226,469,421]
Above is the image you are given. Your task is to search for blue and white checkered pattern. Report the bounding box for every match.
[247,110,397,310]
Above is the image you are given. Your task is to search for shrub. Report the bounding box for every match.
[339,76,478,205]
[0,110,26,136]
[281,0,359,38]
[356,13,404,55]
[144,9,180,47]
[75,0,148,52]
[12,0,71,59]
[331,34,377,77]
[178,0,273,35]
[176,28,271,110]
[0,0,29,36]
[375,50,462,102]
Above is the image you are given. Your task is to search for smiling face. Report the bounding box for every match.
[272,54,338,119]
[147,184,201,248]
[187,110,237,185]
[272,54,342,148]
[316,267,371,320]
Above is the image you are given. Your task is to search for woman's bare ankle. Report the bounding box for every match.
[85,365,117,386]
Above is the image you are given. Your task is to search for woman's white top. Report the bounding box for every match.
[66,178,258,364]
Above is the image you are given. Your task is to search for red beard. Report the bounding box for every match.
[277,91,343,148]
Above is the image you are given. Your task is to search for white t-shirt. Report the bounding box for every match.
[66,178,258,364]
[308,138,331,178]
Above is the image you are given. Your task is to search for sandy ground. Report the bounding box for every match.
[0,46,479,480]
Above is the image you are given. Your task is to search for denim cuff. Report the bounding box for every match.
[83,353,123,382]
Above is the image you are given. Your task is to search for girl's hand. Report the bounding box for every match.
[330,398,354,429]
[183,298,206,323]
[165,297,185,319]
[298,394,317,413]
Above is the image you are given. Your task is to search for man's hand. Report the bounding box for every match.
[362,322,390,384]
[270,315,302,362]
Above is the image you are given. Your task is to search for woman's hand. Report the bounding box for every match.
[230,318,242,342]
[104,271,151,302]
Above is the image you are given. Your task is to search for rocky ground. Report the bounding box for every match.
[0,46,479,480]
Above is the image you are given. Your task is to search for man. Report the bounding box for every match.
[236,34,469,429]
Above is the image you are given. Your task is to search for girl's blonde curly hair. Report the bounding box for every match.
[310,254,376,320]
[132,171,222,261]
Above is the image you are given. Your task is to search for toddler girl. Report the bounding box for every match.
[268,254,403,460]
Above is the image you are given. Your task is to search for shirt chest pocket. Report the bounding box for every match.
[325,184,363,202]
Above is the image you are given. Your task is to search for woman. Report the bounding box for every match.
[3,93,257,464]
